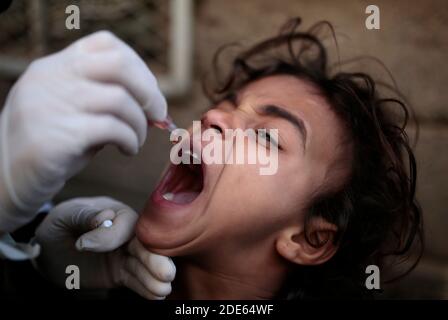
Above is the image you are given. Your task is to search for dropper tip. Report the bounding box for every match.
[148,116,178,133]
[166,121,178,132]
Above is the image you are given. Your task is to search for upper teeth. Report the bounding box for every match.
[162,192,174,201]
[184,150,200,161]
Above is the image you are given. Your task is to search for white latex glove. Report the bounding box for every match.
[34,197,176,300]
[0,30,167,232]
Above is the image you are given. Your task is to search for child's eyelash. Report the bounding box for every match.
[256,129,281,150]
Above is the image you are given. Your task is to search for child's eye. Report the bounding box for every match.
[256,129,280,149]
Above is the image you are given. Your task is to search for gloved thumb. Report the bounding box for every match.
[75,208,138,252]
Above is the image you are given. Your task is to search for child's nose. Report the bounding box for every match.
[201,108,243,133]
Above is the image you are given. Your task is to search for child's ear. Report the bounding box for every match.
[275,217,338,266]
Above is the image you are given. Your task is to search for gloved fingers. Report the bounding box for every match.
[127,238,176,282]
[74,196,124,209]
[80,114,139,155]
[63,196,136,219]
[35,201,96,246]
[75,207,138,252]
[124,256,172,298]
[88,208,116,229]
[54,201,100,229]
[101,207,139,248]
[76,81,147,147]
[120,268,166,300]
[73,46,167,122]
[74,208,115,251]
[75,30,122,53]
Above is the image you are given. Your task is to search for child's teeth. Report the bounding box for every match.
[162,192,174,201]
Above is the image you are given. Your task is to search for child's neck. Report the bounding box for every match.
[168,249,290,299]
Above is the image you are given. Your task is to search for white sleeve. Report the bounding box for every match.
[0,202,51,260]
[0,233,40,260]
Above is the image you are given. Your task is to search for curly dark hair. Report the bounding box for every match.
[203,18,423,299]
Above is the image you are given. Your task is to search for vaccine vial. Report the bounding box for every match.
[148,115,178,132]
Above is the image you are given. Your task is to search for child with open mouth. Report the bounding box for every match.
[26,17,423,301]
[135,17,423,299]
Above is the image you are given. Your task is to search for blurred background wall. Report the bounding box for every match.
[0,0,447,298]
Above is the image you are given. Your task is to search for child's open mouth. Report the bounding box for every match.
[153,149,205,206]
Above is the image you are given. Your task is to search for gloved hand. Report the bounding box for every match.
[34,197,176,300]
[0,30,167,232]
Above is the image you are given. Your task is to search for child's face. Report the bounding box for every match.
[136,75,347,260]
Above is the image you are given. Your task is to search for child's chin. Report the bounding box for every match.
[135,213,200,255]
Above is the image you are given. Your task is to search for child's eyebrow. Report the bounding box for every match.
[256,104,307,150]
[225,92,307,149]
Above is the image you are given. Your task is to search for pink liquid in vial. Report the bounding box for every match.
[148,115,177,132]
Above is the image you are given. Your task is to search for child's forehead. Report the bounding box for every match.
[237,75,323,106]
[236,74,318,100]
